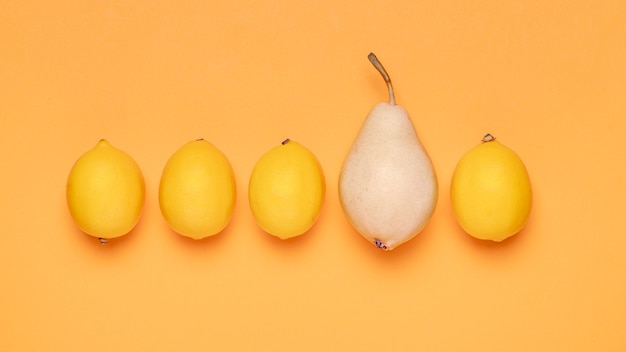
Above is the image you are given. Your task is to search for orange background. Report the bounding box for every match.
[2,0,626,350]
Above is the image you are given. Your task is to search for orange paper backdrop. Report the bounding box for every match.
[2,0,626,350]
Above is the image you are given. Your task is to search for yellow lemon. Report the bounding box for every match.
[450,134,532,241]
[248,139,325,239]
[66,139,145,242]
[159,139,236,240]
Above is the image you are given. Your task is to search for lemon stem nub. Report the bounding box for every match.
[99,238,107,245]
[282,138,291,145]
[368,53,396,106]
[482,133,496,143]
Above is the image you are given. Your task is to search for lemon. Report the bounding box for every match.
[450,134,532,241]
[248,139,325,239]
[66,139,145,242]
[159,139,236,240]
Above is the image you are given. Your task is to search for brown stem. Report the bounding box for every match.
[368,53,396,105]
[482,133,496,143]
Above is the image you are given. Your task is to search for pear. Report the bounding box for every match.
[338,53,438,250]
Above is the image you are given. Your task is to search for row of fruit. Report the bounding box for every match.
[66,53,532,250]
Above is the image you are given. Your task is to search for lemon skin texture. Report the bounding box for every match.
[66,139,145,240]
[450,136,532,242]
[159,139,236,240]
[248,139,326,239]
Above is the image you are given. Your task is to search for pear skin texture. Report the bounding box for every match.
[159,139,236,240]
[339,103,438,250]
[66,139,145,240]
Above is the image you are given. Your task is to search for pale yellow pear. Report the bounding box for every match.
[450,134,532,241]
[66,139,145,243]
[159,139,236,240]
[248,139,325,239]
[339,53,438,250]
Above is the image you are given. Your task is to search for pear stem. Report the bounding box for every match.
[368,53,396,106]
